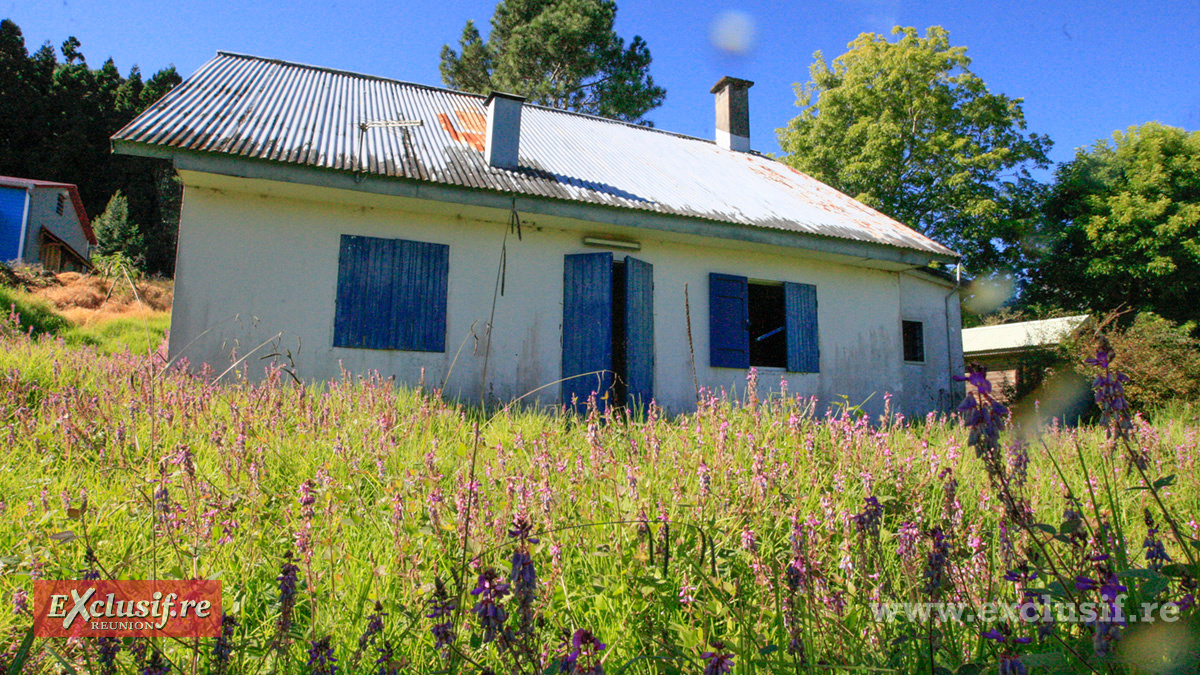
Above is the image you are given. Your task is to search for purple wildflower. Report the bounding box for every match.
[510,536,538,636]
[508,515,540,544]
[97,636,121,675]
[470,568,510,643]
[1143,509,1171,571]
[277,553,300,636]
[851,496,884,536]
[923,527,951,598]
[426,578,456,653]
[561,628,606,675]
[1087,339,1133,442]
[142,649,171,675]
[79,547,101,581]
[999,654,1028,675]
[307,635,337,675]
[359,601,385,651]
[11,589,27,615]
[700,641,735,675]
[954,364,1007,457]
[376,640,402,675]
[212,613,237,674]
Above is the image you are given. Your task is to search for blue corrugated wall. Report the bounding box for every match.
[0,187,28,262]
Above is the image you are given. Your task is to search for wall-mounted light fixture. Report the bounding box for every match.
[582,236,641,251]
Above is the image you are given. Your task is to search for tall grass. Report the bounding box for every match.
[0,324,1196,674]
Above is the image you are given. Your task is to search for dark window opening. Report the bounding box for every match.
[748,282,787,368]
[610,261,628,408]
[56,194,65,215]
[903,320,925,363]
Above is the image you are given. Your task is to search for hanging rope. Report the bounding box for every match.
[500,197,522,296]
[480,196,521,399]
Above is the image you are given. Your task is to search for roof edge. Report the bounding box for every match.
[115,139,957,267]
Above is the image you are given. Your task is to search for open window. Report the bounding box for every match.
[748,282,787,368]
[710,273,818,373]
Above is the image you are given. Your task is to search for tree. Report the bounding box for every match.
[1027,123,1200,328]
[440,0,665,124]
[0,20,181,274]
[777,26,1052,272]
[92,191,145,265]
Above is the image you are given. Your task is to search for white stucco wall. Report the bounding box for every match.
[899,272,965,418]
[24,187,91,264]
[171,172,961,416]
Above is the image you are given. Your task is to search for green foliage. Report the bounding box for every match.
[0,19,181,275]
[0,335,1196,673]
[0,277,166,353]
[65,313,169,355]
[1064,313,1200,412]
[90,250,144,281]
[0,286,72,336]
[776,26,1052,271]
[440,0,666,124]
[91,191,145,265]
[1028,123,1200,327]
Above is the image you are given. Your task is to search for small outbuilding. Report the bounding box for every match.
[113,53,965,415]
[962,315,1090,400]
[0,176,95,272]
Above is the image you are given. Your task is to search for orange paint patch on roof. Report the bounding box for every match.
[437,112,484,152]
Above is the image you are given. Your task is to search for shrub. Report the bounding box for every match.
[1066,312,1200,411]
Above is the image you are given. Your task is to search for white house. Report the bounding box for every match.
[113,52,964,416]
[0,176,95,272]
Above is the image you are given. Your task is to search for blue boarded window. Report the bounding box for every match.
[710,273,818,373]
[333,234,448,352]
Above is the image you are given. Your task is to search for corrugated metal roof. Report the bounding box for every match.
[962,315,1090,356]
[113,52,957,258]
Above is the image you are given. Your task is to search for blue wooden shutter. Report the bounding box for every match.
[624,256,654,412]
[709,273,749,368]
[785,281,819,373]
[333,235,448,351]
[562,252,613,413]
[0,187,28,261]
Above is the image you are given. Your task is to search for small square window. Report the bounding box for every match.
[903,320,925,363]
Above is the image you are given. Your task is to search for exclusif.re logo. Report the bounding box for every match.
[33,580,222,638]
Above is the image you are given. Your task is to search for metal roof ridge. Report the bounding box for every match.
[211,51,721,146]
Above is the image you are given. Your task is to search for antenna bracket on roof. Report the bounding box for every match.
[359,120,424,131]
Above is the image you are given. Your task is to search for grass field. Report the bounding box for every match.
[0,315,1197,674]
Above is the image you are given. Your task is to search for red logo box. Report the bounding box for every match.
[33,580,221,638]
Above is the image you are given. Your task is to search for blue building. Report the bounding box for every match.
[0,176,95,272]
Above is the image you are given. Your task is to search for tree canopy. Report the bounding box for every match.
[0,20,180,274]
[1027,123,1200,327]
[439,0,665,124]
[776,26,1052,272]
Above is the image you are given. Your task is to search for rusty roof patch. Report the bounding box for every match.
[112,52,958,259]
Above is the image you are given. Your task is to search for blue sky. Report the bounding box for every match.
[5,0,1198,172]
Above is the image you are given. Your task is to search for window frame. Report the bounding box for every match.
[708,273,818,373]
[902,319,926,364]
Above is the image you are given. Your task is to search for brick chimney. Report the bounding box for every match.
[711,76,753,152]
[484,91,525,168]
